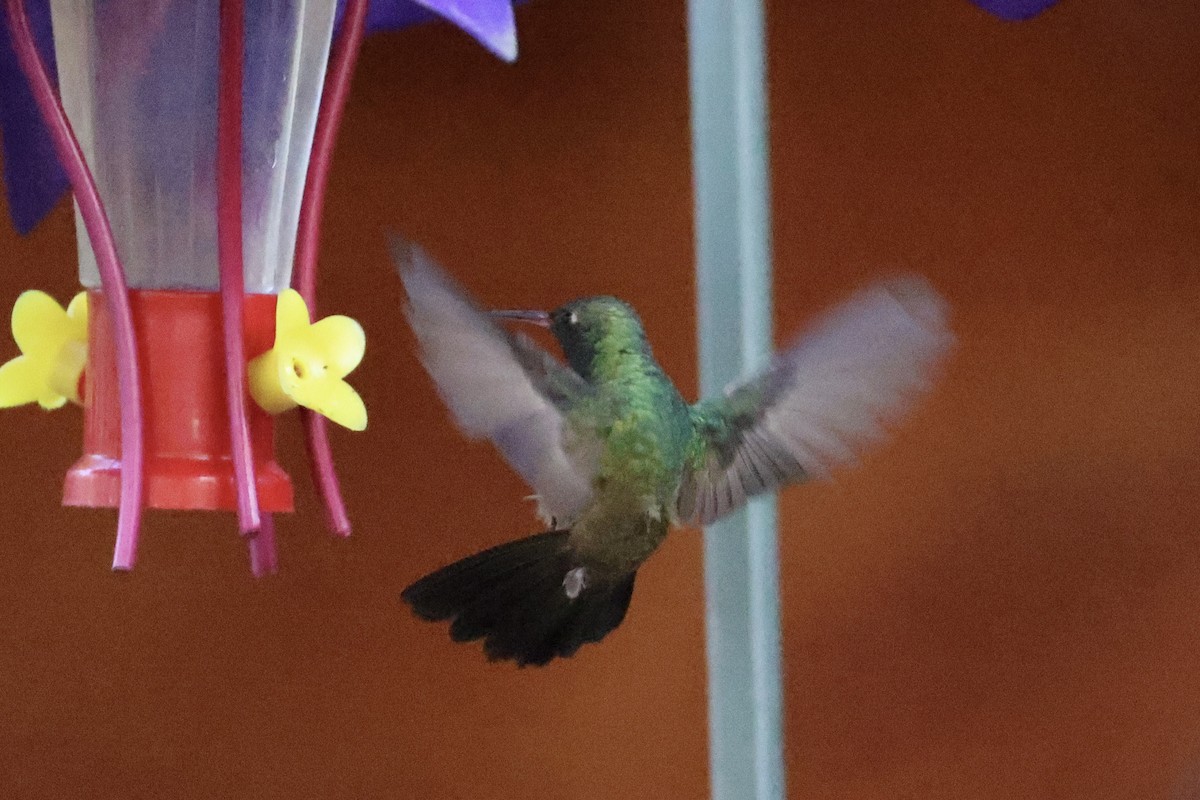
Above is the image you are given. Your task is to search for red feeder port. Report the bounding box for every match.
[64,290,293,512]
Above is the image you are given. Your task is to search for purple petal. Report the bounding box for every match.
[341,0,518,62]
[337,0,438,32]
[0,0,68,234]
[409,0,517,61]
[968,0,1060,21]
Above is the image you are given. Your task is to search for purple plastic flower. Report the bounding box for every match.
[0,0,519,234]
[0,0,61,235]
[969,0,1060,21]
[339,0,518,61]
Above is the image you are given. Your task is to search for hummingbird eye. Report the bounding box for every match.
[568,312,579,325]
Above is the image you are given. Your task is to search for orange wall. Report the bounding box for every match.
[0,1,1198,798]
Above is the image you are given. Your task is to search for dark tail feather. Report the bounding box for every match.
[401,530,637,667]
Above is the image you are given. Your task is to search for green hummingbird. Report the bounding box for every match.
[397,245,952,667]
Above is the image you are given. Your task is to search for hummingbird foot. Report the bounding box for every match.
[562,566,588,599]
[400,529,638,666]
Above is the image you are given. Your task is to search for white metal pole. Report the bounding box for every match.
[686,1,785,799]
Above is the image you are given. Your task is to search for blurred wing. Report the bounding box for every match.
[397,242,595,525]
[677,275,954,526]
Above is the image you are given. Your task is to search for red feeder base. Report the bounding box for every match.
[64,290,293,512]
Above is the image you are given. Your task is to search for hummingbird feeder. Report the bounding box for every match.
[0,0,520,575]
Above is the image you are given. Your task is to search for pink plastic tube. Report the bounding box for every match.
[5,0,147,570]
[293,0,369,537]
[217,0,280,575]
[216,0,263,537]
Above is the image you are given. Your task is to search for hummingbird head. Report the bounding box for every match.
[492,296,651,380]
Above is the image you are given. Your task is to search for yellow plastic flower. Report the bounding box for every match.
[0,290,88,410]
[248,289,366,431]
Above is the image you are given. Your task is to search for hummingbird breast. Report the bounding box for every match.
[564,361,692,574]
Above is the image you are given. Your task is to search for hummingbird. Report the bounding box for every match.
[396,244,952,667]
